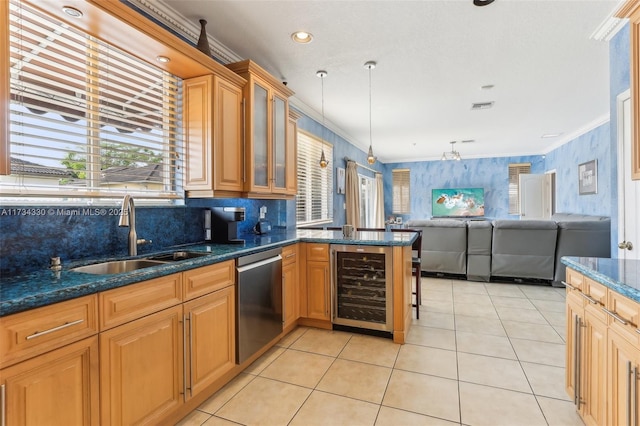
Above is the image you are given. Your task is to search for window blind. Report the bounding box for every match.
[392,168,410,214]
[508,163,531,214]
[296,130,333,225]
[2,0,183,201]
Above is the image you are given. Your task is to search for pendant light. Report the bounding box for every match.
[317,70,329,168]
[365,61,377,165]
[441,141,462,161]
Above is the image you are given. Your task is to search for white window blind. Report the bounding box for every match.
[2,0,183,201]
[508,163,531,214]
[296,130,333,225]
[392,168,410,214]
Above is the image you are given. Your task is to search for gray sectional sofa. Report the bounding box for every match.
[406,213,611,286]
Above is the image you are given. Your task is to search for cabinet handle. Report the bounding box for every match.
[629,361,634,426]
[574,315,582,407]
[634,365,638,426]
[1,383,5,426]
[182,315,187,402]
[579,291,601,306]
[603,307,631,326]
[285,253,296,259]
[188,313,193,398]
[562,281,580,291]
[25,319,83,340]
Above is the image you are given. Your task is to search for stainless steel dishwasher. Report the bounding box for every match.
[236,248,283,364]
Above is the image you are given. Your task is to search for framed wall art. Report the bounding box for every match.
[578,159,597,195]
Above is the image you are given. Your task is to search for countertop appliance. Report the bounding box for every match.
[209,207,245,243]
[254,219,272,234]
[236,247,283,364]
[331,245,393,333]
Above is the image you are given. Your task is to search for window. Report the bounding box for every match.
[2,0,183,202]
[359,174,376,227]
[508,163,531,214]
[392,169,410,214]
[296,130,333,225]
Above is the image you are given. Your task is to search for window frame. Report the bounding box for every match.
[296,129,333,226]
[392,168,411,215]
[508,162,531,215]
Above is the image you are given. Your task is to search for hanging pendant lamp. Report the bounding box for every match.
[317,70,329,169]
[365,61,377,165]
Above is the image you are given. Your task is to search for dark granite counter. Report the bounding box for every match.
[0,229,416,316]
[561,257,640,302]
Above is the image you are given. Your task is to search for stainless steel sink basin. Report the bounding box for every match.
[71,259,167,275]
[146,251,210,262]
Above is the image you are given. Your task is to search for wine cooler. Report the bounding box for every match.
[331,245,393,332]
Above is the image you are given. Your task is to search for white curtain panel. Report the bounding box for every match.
[345,161,361,228]
[375,173,384,228]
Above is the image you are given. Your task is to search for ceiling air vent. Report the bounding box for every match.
[471,101,494,110]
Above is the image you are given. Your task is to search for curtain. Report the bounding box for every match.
[375,173,384,228]
[345,161,360,228]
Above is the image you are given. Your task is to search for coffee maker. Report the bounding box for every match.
[205,207,245,243]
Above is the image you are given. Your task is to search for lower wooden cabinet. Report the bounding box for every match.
[608,328,640,426]
[1,336,99,426]
[581,309,607,426]
[282,244,299,330]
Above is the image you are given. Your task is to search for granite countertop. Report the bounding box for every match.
[0,229,417,316]
[561,257,640,302]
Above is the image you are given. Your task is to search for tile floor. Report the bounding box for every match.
[177,277,583,426]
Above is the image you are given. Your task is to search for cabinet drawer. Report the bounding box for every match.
[100,273,182,330]
[306,243,329,262]
[583,277,607,323]
[282,244,298,266]
[565,267,584,291]
[606,290,640,345]
[183,260,235,301]
[0,294,98,368]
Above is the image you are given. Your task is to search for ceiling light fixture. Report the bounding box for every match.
[541,133,563,138]
[365,61,377,165]
[156,55,171,63]
[441,141,462,161]
[317,70,329,169]
[291,31,313,44]
[62,6,83,18]
[473,0,495,6]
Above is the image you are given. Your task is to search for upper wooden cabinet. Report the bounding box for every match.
[618,0,640,180]
[184,74,245,198]
[226,60,298,198]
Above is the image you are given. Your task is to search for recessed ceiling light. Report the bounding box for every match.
[291,31,313,44]
[461,139,476,143]
[480,84,494,90]
[473,0,495,6]
[471,101,494,110]
[541,133,563,138]
[156,56,171,63]
[62,6,83,18]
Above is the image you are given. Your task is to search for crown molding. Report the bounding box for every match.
[124,0,242,64]
[542,114,611,154]
[591,0,629,41]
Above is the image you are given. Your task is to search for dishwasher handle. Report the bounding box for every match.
[236,254,282,273]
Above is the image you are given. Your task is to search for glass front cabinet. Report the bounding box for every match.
[227,60,297,198]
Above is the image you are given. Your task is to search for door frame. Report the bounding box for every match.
[616,88,631,259]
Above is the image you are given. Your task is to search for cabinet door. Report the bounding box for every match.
[1,336,99,426]
[286,112,299,195]
[582,310,607,426]
[184,75,213,191]
[214,76,244,193]
[283,260,299,329]
[608,328,640,426]
[184,286,236,400]
[251,80,270,191]
[272,93,287,192]
[100,305,183,425]
[306,261,330,321]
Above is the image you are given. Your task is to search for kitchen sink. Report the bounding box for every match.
[145,251,210,262]
[71,259,167,275]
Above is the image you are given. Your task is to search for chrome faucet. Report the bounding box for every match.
[118,195,151,256]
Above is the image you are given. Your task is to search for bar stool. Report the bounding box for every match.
[391,228,422,318]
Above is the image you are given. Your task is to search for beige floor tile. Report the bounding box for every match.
[276,326,309,348]
[495,306,549,324]
[422,299,455,315]
[485,283,527,298]
[375,406,461,426]
[454,315,506,337]
[394,344,458,379]
[405,325,456,350]
[291,390,379,426]
[215,377,311,426]
[518,285,566,301]
[423,289,454,302]
[422,277,454,288]
[457,352,531,393]
[339,334,401,367]
[382,370,460,423]
[502,320,564,343]
[459,382,547,426]
[452,282,488,295]
[536,396,585,426]
[197,373,255,414]
[316,358,392,404]
[456,331,517,359]
[541,310,567,327]
[175,410,212,426]
[521,362,570,400]
[243,345,285,375]
[491,296,536,309]
[453,293,492,305]
[201,415,242,426]
[412,311,455,330]
[511,338,565,367]
[531,299,566,312]
[553,324,567,342]
[260,349,335,388]
[454,302,500,319]
[289,328,352,357]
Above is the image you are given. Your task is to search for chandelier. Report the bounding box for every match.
[317,70,329,168]
[441,141,462,161]
[365,61,377,165]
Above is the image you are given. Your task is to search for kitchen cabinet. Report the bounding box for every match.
[303,243,331,321]
[184,74,245,198]
[226,60,297,198]
[282,244,300,331]
[1,336,99,426]
[608,327,640,426]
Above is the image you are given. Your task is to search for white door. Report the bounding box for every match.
[519,174,552,219]
[617,89,640,260]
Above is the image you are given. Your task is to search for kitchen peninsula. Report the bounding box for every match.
[0,229,416,425]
